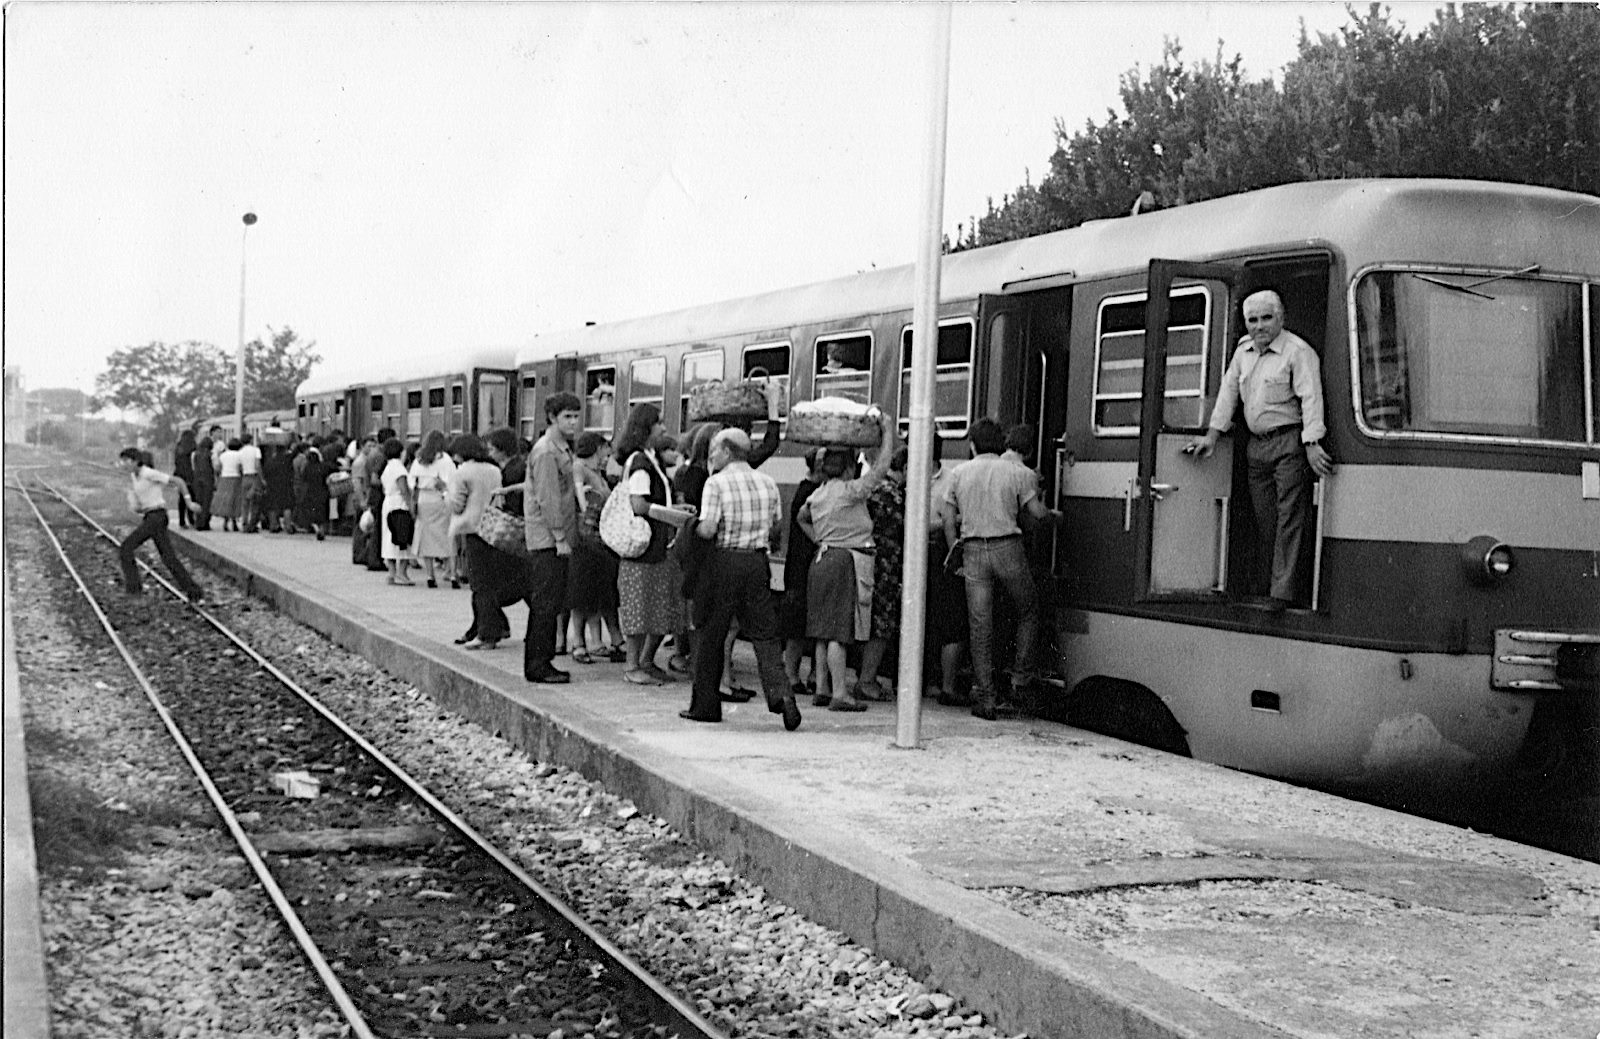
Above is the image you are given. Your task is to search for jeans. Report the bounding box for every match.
[119,509,201,599]
[523,548,568,676]
[688,549,790,720]
[961,534,1038,705]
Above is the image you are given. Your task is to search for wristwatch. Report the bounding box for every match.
[1305,439,1323,450]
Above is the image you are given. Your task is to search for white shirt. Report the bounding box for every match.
[218,448,243,478]
[238,442,262,475]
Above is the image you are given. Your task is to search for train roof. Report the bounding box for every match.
[513,178,1599,365]
[295,346,519,398]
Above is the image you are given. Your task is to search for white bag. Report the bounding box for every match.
[359,509,375,534]
[599,483,651,559]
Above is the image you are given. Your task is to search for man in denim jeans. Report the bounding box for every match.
[942,417,1060,720]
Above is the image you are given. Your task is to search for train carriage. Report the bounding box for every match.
[512,178,1598,808]
[294,348,518,443]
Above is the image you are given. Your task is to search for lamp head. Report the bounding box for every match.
[242,212,258,226]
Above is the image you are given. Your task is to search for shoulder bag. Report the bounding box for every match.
[599,481,651,559]
[476,488,531,558]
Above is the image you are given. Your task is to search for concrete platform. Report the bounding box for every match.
[4,595,52,1039]
[171,525,1600,1039]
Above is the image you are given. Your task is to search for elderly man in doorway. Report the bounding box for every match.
[1185,289,1336,612]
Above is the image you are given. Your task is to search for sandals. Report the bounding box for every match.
[605,646,627,663]
[644,664,677,684]
[812,694,833,708]
[463,638,500,651]
[623,669,663,686]
[666,655,691,675]
[828,699,869,713]
[571,648,595,665]
[386,576,415,586]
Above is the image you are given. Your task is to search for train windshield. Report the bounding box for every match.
[1355,271,1596,444]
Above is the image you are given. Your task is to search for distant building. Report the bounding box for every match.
[4,367,27,444]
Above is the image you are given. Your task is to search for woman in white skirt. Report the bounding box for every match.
[408,429,458,588]
[378,438,416,585]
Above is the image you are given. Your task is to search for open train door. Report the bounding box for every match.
[978,289,1065,569]
[1135,260,1241,602]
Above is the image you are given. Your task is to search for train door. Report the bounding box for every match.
[476,372,510,434]
[342,389,364,438]
[1137,260,1241,602]
[979,290,1069,568]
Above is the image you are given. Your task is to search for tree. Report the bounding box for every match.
[245,326,320,413]
[962,2,1600,250]
[94,341,232,448]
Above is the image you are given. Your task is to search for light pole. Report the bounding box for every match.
[234,211,258,437]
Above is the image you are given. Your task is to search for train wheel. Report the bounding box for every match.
[1065,677,1191,757]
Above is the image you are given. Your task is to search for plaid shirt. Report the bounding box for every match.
[700,462,783,551]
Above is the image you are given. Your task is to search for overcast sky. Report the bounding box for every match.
[5,1,1439,394]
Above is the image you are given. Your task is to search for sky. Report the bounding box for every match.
[4,1,1442,395]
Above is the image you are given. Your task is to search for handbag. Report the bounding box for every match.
[386,508,416,550]
[575,481,606,549]
[476,490,530,558]
[599,482,651,559]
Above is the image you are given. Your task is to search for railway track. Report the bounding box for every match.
[15,476,729,1039]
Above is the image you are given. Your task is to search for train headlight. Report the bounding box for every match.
[1461,535,1515,585]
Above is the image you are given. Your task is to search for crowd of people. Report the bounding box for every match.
[145,400,1062,733]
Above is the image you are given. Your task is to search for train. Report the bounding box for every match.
[294,178,1600,809]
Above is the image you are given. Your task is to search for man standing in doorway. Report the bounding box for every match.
[1185,289,1335,611]
[523,393,582,684]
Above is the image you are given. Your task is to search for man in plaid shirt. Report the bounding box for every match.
[680,428,802,731]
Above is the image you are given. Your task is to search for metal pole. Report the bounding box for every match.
[234,212,257,437]
[895,4,951,750]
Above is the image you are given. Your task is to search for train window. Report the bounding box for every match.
[743,342,791,420]
[814,333,872,404]
[407,389,423,409]
[680,349,723,428]
[585,367,617,430]
[451,385,463,406]
[630,357,666,417]
[370,395,383,414]
[1092,287,1209,435]
[897,319,974,435]
[297,403,306,418]
[1355,270,1592,444]
[519,375,538,439]
[334,399,345,415]
[428,387,445,409]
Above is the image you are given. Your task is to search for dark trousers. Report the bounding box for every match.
[193,480,214,529]
[364,484,385,569]
[120,509,201,599]
[1245,427,1314,602]
[523,548,568,676]
[464,534,531,642]
[962,535,1039,706]
[689,549,790,721]
[176,487,192,527]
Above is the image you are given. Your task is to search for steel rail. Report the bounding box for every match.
[10,479,380,1039]
[24,477,731,1039]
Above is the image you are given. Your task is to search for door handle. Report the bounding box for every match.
[1149,481,1178,500]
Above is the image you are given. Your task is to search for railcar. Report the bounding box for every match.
[513,178,1599,806]
[293,348,518,443]
[187,409,295,443]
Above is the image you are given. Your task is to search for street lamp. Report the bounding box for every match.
[234,211,258,437]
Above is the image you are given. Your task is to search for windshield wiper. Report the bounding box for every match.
[1409,265,1542,301]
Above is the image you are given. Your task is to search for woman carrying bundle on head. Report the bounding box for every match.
[796,410,898,713]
